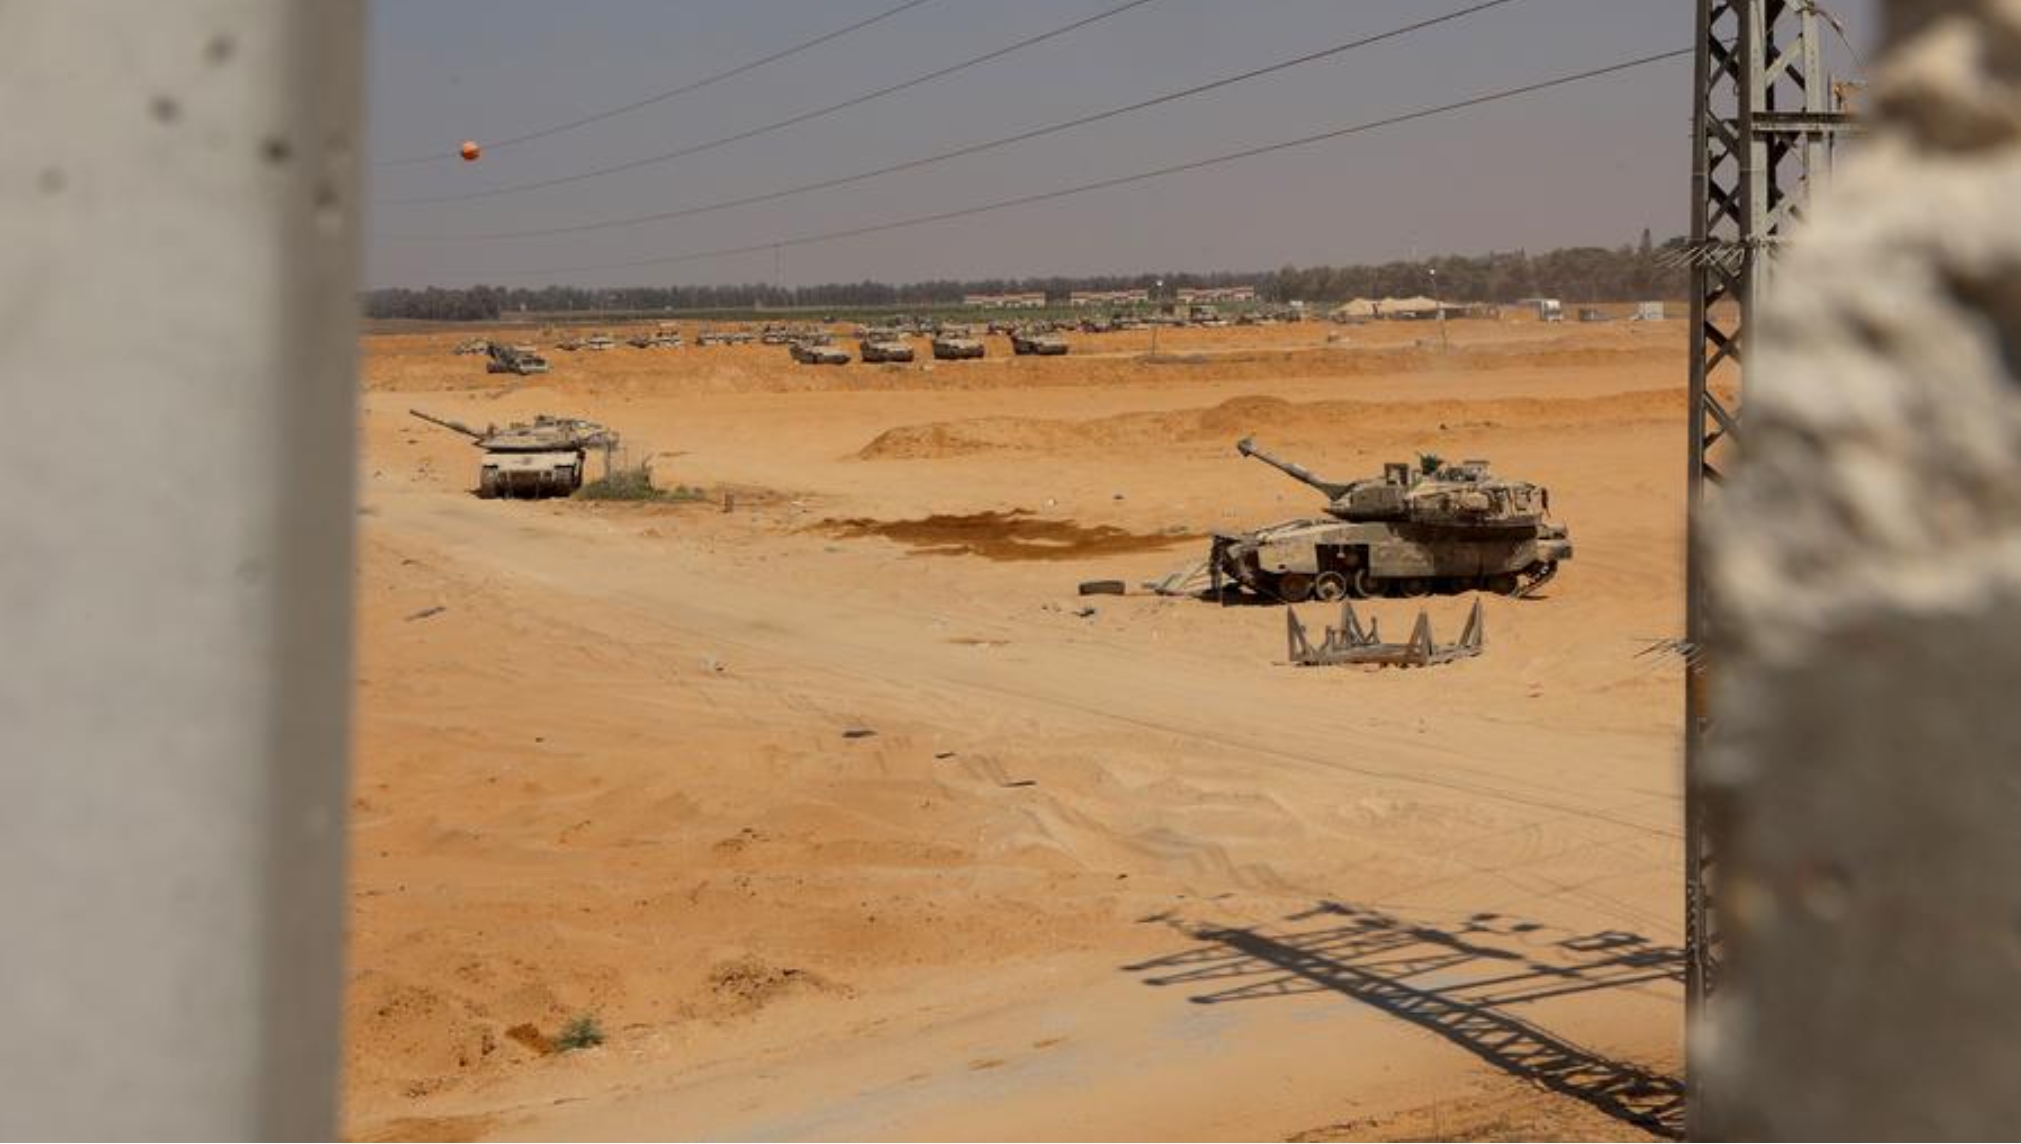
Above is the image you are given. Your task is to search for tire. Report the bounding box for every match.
[1396,577,1430,598]
[1484,573,1520,596]
[1313,571,1349,602]
[1277,573,1313,604]
[477,471,500,499]
[1351,566,1379,598]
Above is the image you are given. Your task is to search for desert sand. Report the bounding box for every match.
[345,315,1690,1141]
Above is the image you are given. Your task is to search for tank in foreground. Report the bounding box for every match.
[410,409,617,499]
[1210,437,1571,601]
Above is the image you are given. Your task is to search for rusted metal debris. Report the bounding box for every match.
[1286,598,1484,669]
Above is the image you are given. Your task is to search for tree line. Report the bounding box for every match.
[363,234,1684,321]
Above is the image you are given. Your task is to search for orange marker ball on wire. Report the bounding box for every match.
[459,140,482,162]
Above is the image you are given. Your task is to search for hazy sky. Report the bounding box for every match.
[365,0,1875,289]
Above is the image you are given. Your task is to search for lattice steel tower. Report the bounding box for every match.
[1685,0,1855,1014]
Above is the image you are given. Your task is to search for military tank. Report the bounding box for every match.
[931,331,985,360]
[486,342,549,375]
[409,409,616,499]
[1211,437,1570,601]
[859,333,914,363]
[789,339,850,365]
[1010,328,1068,356]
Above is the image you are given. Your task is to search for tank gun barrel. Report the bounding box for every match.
[1236,436,1352,500]
[408,408,482,439]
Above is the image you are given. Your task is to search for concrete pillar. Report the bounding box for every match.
[1702,0,2021,1136]
[0,3,361,1138]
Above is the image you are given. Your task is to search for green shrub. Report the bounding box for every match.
[575,464,709,503]
[557,1013,605,1052]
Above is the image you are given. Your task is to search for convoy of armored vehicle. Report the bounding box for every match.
[1209,438,1571,602]
[409,409,616,499]
[696,327,755,346]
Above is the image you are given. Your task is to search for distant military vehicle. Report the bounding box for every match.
[628,331,682,348]
[859,333,915,363]
[583,333,617,352]
[452,337,489,355]
[409,408,616,498]
[931,331,985,360]
[1010,328,1068,356]
[486,342,550,376]
[555,336,585,352]
[790,340,850,365]
[1209,438,1571,601]
[759,323,797,346]
[696,327,754,346]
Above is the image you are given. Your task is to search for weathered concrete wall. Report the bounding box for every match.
[0,3,361,1138]
[1702,0,2021,1137]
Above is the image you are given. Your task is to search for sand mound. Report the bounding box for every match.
[703,956,848,1017]
[858,390,1683,460]
[821,510,1193,561]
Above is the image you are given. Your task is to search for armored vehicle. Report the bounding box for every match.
[790,340,850,365]
[931,331,985,360]
[1210,437,1571,602]
[628,331,682,349]
[486,342,550,376]
[1010,328,1068,356]
[859,333,914,363]
[696,327,754,346]
[583,333,617,352]
[452,337,490,355]
[409,409,617,499]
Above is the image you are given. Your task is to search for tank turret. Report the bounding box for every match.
[1236,438,1546,528]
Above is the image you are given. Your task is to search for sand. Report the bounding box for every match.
[345,316,1688,1141]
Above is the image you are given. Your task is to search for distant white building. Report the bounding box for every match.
[963,292,1047,309]
[1176,286,1257,304]
[1069,289,1150,307]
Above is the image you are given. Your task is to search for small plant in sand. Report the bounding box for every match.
[575,459,710,503]
[556,1013,605,1052]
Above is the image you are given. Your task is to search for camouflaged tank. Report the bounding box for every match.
[410,409,616,499]
[1010,328,1068,356]
[931,330,985,360]
[789,339,850,365]
[1211,437,1571,601]
[859,332,915,363]
[486,342,549,375]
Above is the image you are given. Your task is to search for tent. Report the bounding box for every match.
[1380,295,1443,316]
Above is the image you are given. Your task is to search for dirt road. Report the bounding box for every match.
[346,318,1687,1140]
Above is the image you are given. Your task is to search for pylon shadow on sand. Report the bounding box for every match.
[1122,901,1687,1139]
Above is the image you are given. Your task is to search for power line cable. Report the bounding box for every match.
[380,0,1527,242]
[437,46,1693,281]
[376,0,940,167]
[379,0,1162,205]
